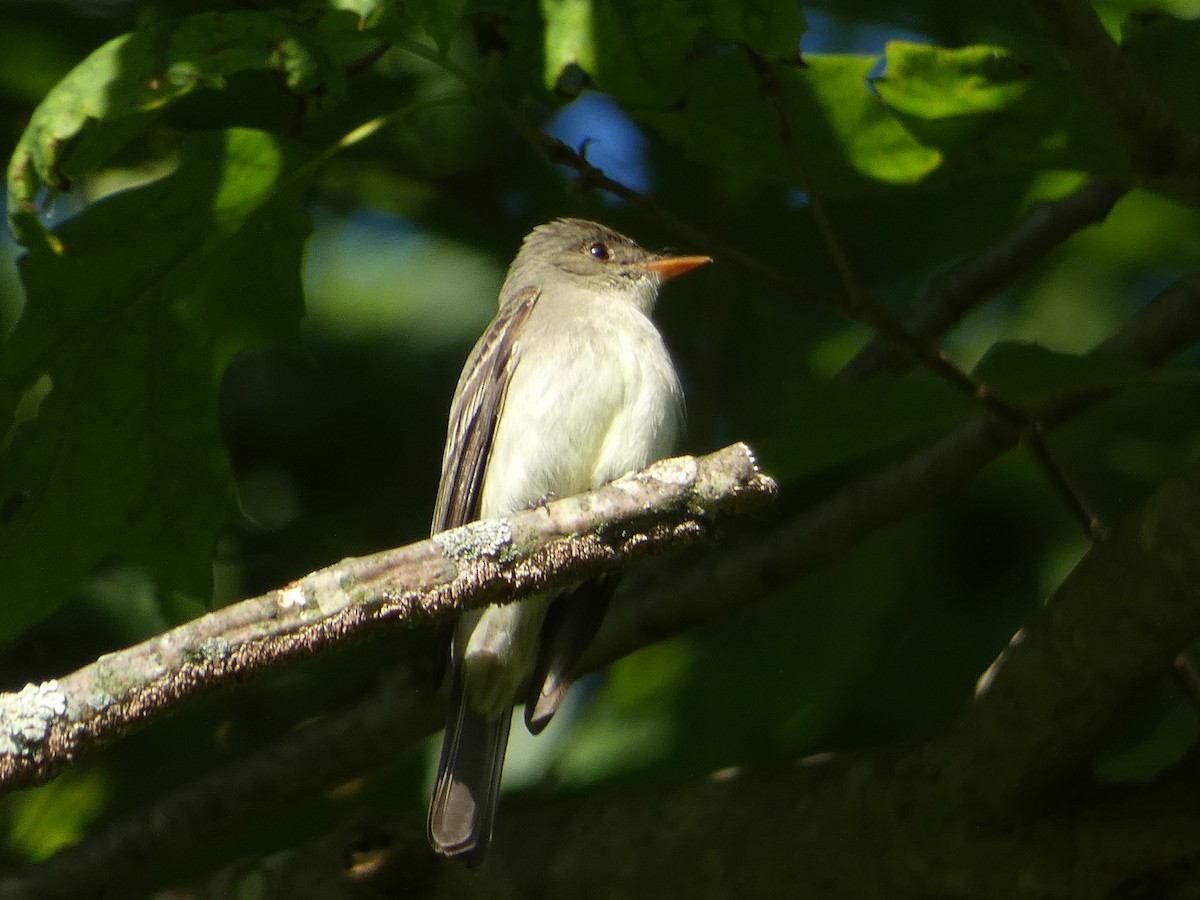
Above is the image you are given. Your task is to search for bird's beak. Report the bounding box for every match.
[640,254,712,281]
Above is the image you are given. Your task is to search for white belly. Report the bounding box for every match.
[479,300,683,518]
[460,295,684,717]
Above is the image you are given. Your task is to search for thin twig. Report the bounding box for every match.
[12,273,1199,900]
[396,34,1108,540]
[743,47,1108,543]
[593,272,1200,668]
[841,179,1127,379]
[392,37,830,307]
[1027,0,1200,208]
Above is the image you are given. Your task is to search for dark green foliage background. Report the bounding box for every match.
[1,0,1198,892]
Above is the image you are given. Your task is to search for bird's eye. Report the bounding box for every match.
[588,242,611,261]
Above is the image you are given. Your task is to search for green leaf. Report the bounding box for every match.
[646,43,1123,196]
[764,372,976,482]
[872,42,1124,186]
[7,768,109,861]
[972,341,1196,406]
[0,128,314,643]
[873,43,1031,119]
[406,0,471,51]
[6,10,344,247]
[1123,13,1200,137]
[540,0,597,91]
[648,54,942,194]
[693,0,806,62]
[589,1,704,108]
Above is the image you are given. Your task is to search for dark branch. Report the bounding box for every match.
[841,179,1127,379]
[0,671,443,900]
[421,436,1200,898]
[13,274,1196,900]
[593,272,1200,668]
[1027,0,1200,206]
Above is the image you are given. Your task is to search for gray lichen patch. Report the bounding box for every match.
[277,583,308,610]
[434,519,518,564]
[0,680,68,758]
[639,454,698,487]
[308,569,351,616]
[185,636,233,664]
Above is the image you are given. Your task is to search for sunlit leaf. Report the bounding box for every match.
[539,0,595,92]
[874,43,1032,118]
[648,54,943,193]
[6,10,343,247]
[6,768,109,861]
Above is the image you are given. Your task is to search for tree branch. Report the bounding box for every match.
[592,271,1200,667]
[1027,0,1200,207]
[393,36,831,307]
[0,444,776,795]
[126,748,1200,899]
[418,449,1200,898]
[11,274,1198,900]
[0,670,444,900]
[840,178,1127,380]
[743,47,1109,543]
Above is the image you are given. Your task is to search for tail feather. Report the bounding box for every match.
[428,674,512,866]
[524,578,616,734]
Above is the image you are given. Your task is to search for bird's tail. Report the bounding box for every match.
[428,673,511,866]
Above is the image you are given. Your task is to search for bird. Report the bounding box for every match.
[427,217,710,865]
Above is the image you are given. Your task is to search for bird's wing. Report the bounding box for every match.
[428,286,537,864]
[431,286,539,535]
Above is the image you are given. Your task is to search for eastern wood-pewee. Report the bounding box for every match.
[427,218,710,864]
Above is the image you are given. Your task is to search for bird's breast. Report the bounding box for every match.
[478,301,683,519]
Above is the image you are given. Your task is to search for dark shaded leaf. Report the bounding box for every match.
[0,129,314,642]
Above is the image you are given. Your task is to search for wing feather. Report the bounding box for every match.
[431,287,539,535]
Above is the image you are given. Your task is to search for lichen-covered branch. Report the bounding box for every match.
[0,443,776,795]
[0,668,444,900]
[9,274,1196,900]
[143,448,1200,899]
